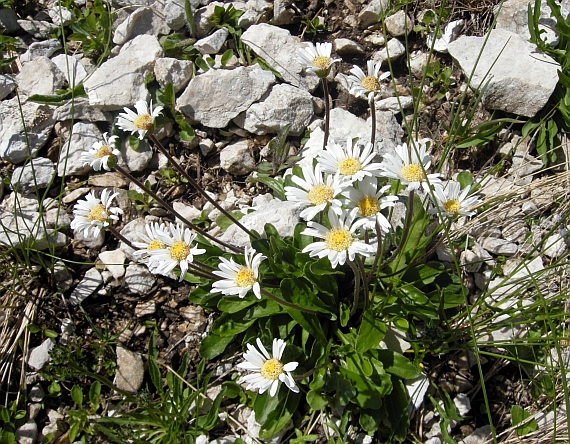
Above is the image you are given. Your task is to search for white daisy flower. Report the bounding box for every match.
[211,246,266,299]
[132,222,169,259]
[284,163,347,221]
[147,223,206,282]
[237,338,299,397]
[302,207,375,268]
[80,132,121,172]
[317,137,383,183]
[345,177,399,232]
[347,60,391,101]
[379,142,441,191]
[296,42,340,78]
[116,99,163,140]
[70,188,123,237]
[428,181,481,218]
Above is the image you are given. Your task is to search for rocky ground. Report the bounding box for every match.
[1,0,570,443]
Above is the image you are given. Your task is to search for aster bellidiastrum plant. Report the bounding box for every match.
[69,47,483,440]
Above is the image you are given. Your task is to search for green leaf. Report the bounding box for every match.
[280,277,333,314]
[164,82,175,105]
[370,351,419,379]
[26,324,42,334]
[211,311,255,336]
[306,390,328,410]
[283,305,327,346]
[27,83,87,105]
[197,385,227,430]
[259,390,300,439]
[222,381,241,398]
[89,381,101,409]
[248,173,285,200]
[456,171,473,189]
[511,405,538,436]
[128,135,140,151]
[253,57,283,79]
[216,211,245,232]
[71,385,83,408]
[195,56,210,72]
[323,372,356,406]
[253,390,281,424]
[220,49,234,66]
[385,379,410,440]
[200,333,235,359]
[359,408,381,432]
[217,296,257,313]
[355,310,386,353]
[44,329,58,339]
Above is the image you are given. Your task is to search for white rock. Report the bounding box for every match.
[195,27,229,54]
[178,65,275,128]
[405,373,429,410]
[447,29,560,117]
[454,393,471,416]
[426,19,464,53]
[53,97,110,122]
[16,56,66,97]
[154,57,193,93]
[15,420,38,444]
[436,243,455,262]
[219,198,302,248]
[118,137,153,173]
[135,300,156,317]
[333,38,364,55]
[114,346,144,393]
[219,140,255,175]
[124,264,156,295]
[0,73,15,100]
[459,425,492,444]
[173,201,202,225]
[240,24,320,92]
[272,0,294,25]
[409,50,429,78]
[17,18,57,38]
[543,232,567,258]
[375,96,414,113]
[180,305,207,332]
[113,6,170,45]
[47,5,73,26]
[99,249,126,279]
[74,224,105,249]
[58,122,103,177]
[480,237,518,256]
[460,249,482,273]
[373,38,406,64]
[11,157,55,194]
[384,10,413,36]
[119,218,147,260]
[488,256,544,299]
[199,138,216,156]
[69,268,103,305]
[379,324,411,354]
[84,34,163,110]
[27,338,55,370]
[20,39,61,63]
[235,84,314,136]
[51,54,88,87]
[28,384,45,402]
[358,0,390,29]
[193,2,224,37]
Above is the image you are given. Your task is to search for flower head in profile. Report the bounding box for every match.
[70,188,123,237]
[80,132,121,171]
[318,137,383,183]
[347,60,391,101]
[428,181,481,218]
[132,222,169,259]
[379,142,441,191]
[345,177,399,232]
[302,207,375,268]
[147,223,206,282]
[117,99,163,140]
[296,42,340,78]
[284,163,347,221]
[237,338,299,397]
[211,246,266,299]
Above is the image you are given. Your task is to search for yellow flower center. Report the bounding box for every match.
[443,199,461,214]
[307,184,334,206]
[87,204,107,222]
[169,241,191,262]
[260,358,284,380]
[95,145,113,159]
[400,164,425,183]
[311,56,332,71]
[133,114,154,131]
[338,157,363,176]
[357,196,380,217]
[325,228,353,252]
[235,267,256,288]
[147,239,165,251]
[361,75,381,92]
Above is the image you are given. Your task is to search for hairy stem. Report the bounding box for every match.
[369,95,376,147]
[348,260,361,317]
[322,78,330,150]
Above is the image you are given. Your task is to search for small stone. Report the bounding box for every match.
[88,172,130,188]
[180,306,207,332]
[58,122,102,177]
[11,158,55,195]
[69,268,103,305]
[17,18,57,38]
[480,237,518,256]
[543,232,566,258]
[124,264,156,295]
[460,425,492,444]
[219,140,255,175]
[28,338,56,371]
[98,249,126,279]
[173,201,202,225]
[73,225,105,249]
[135,301,156,317]
[47,5,74,26]
[359,0,390,29]
[427,19,464,53]
[118,137,153,173]
[0,73,15,100]
[0,8,20,33]
[454,393,471,416]
[373,38,406,64]
[333,38,364,55]
[28,403,41,420]
[20,39,61,63]
[51,54,88,87]
[199,138,216,156]
[114,346,144,393]
[384,10,413,36]
[16,56,66,97]
[15,420,38,444]
[363,33,386,46]
[194,27,228,54]
[28,384,45,402]
[154,57,193,93]
[113,6,170,45]
[460,250,481,273]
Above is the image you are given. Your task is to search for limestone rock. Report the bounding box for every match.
[15,420,38,444]
[447,29,559,117]
[118,137,153,173]
[219,140,255,175]
[53,97,111,122]
[426,19,464,53]
[115,346,144,393]
[272,0,294,25]
[16,56,66,97]
[47,5,74,26]
[124,264,156,295]
[73,224,105,249]
[154,57,193,93]
[27,338,56,370]
[83,34,163,110]
[193,2,224,38]
[178,65,275,128]
[384,10,413,36]
[235,84,314,136]
[241,24,320,91]
[0,8,21,33]
[17,18,57,38]
[373,38,406,64]
[11,157,55,195]
[359,0,390,29]
[113,6,170,45]
[480,237,518,256]
[69,268,103,305]
[99,249,127,279]
[51,54,88,87]
[0,73,15,100]
[88,172,130,188]
[58,122,103,177]
[0,98,54,164]
[164,0,187,30]
[195,27,229,54]
[333,38,365,55]
[20,39,61,63]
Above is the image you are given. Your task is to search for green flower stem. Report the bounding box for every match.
[107,225,134,249]
[322,78,330,150]
[355,255,369,311]
[348,259,362,317]
[192,259,216,272]
[114,164,242,254]
[368,221,384,282]
[149,134,258,240]
[369,95,376,147]
[260,288,319,315]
